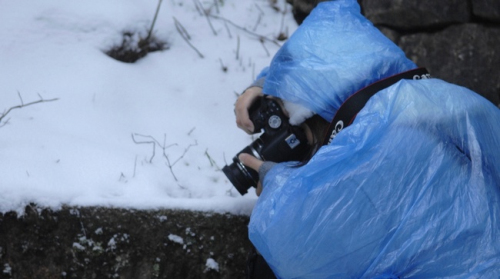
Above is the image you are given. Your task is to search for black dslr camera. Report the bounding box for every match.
[223,97,311,195]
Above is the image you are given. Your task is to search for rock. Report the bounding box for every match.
[376,26,402,44]
[0,205,252,279]
[399,23,500,105]
[471,0,500,22]
[286,0,324,24]
[362,0,471,30]
[285,0,363,24]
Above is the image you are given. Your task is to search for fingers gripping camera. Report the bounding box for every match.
[223,97,311,195]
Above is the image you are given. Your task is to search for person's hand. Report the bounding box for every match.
[235,87,263,134]
[238,153,264,196]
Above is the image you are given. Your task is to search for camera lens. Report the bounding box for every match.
[222,141,263,195]
[222,160,258,195]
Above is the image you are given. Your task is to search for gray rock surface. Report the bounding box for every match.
[0,205,251,279]
[399,23,500,105]
[362,0,471,29]
[472,0,500,22]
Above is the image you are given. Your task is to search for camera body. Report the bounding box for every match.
[223,97,311,195]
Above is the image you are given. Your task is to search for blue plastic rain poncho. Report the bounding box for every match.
[248,1,500,278]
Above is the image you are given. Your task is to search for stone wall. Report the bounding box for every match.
[0,206,252,279]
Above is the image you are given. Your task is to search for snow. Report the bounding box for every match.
[205,258,219,272]
[72,242,86,251]
[0,0,298,215]
[3,264,12,275]
[168,234,184,245]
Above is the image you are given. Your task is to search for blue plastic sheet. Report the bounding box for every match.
[248,1,500,278]
[260,0,416,122]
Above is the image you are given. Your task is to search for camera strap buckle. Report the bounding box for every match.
[322,67,430,145]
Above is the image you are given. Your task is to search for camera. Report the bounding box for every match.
[223,97,311,195]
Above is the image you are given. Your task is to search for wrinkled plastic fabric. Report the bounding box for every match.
[248,1,500,278]
[260,0,416,122]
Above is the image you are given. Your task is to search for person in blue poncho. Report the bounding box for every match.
[233,0,500,278]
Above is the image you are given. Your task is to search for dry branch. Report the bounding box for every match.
[277,1,289,41]
[260,38,270,56]
[204,149,221,170]
[236,35,240,60]
[173,17,205,58]
[163,141,198,181]
[0,92,59,127]
[146,0,164,42]
[208,14,281,47]
[252,3,264,32]
[219,58,228,72]
[131,133,158,163]
[223,20,232,38]
[213,0,220,14]
[194,0,217,36]
[132,133,197,183]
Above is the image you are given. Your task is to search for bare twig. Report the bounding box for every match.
[213,0,220,14]
[219,58,228,72]
[209,14,281,47]
[253,14,263,32]
[277,2,289,41]
[254,3,264,15]
[173,17,204,58]
[131,133,175,163]
[173,17,191,39]
[0,92,59,125]
[132,133,197,183]
[193,0,204,16]
[164,156,178,181]
[205,149,221,170]
[172,142,197,166]
[252,3,264,32]
[0,118,11,128]
[146,0,164,42]
[119,172,127,183]
[131,133,157,163]
[163,141,198,181]
[260,37,270,57]
[279,1,286,38]
[17,91,24,105]
[236,35,240,60]
[223,20,232,38]
[194,0,217,36]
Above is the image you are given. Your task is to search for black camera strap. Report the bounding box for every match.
[322,67,430,145]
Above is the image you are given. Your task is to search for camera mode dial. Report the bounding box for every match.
[268,115,282,129]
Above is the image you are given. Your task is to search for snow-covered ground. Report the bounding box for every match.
[0,0,298,215]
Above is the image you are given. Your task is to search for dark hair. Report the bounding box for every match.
[296,114,330,166]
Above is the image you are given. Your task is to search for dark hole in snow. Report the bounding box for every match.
[106,31,169,63]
